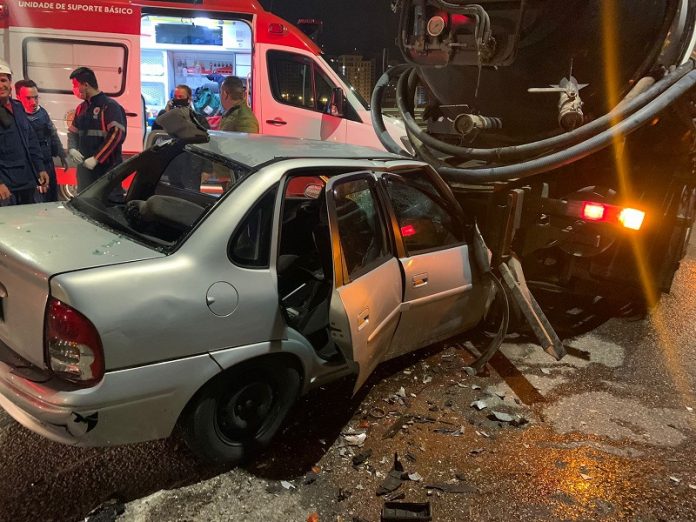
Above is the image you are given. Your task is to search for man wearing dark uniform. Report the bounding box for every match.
[67,67,127,192]
[0,60,49,206]
[15,79,67,202]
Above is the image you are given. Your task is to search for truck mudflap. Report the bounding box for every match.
[499,257,566,361]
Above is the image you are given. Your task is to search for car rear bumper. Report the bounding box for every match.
[0,354,221,446]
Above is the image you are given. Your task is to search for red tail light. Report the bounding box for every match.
[45,298,104,387]
[581,202,606,221]
[571,201,645,231]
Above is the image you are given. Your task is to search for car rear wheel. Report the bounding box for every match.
[180,359,300,464]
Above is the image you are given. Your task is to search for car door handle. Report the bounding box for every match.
[266,118,287,126]
[357,308,370,330]
[412,273,429,288]
[125,112,138,118]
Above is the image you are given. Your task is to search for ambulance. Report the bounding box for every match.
[0,0,405,197]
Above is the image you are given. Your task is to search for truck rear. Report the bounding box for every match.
[375,0,696,333]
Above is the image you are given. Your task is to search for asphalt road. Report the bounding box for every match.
[2,244,696,521]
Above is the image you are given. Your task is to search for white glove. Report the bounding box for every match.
[83,156,98,170]
[68,148,84,164]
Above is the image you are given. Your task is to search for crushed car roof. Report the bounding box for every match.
[190,131,403,169]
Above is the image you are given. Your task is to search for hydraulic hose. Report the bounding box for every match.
[370,65,413,156]
[393,60,696,162]
[432,70,696,183]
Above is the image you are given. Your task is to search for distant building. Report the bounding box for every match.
[334,54,375,102]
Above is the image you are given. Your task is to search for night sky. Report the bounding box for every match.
[258,0,399,58]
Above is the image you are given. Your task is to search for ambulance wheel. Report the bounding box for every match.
[59,183,78,201]
[180,358,300,464]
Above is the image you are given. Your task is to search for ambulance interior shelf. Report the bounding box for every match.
[139,14,252,128]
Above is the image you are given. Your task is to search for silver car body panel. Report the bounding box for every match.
[0,132,489,448]
[0,351,220,445]
[386,245,476,359]
[0,203,163,367]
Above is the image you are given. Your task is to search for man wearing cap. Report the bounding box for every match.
[0,60,50,206]
[68,66,127,192]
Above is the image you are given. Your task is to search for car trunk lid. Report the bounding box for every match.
[0,203,164,368]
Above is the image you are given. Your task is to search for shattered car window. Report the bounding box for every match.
[70,144,247,252]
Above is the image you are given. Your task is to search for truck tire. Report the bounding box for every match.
[180,359,300,464]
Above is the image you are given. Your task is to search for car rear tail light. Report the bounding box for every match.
[45,298,104,387]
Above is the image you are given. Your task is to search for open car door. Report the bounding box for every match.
[323,173,403,393]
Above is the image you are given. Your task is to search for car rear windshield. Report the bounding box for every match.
[69,143,249,252]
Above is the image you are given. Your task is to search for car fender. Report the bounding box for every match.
[207,331,353,396]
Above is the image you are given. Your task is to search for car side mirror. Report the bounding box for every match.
[327,87,345,118]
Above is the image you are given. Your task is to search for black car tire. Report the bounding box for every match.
[181,359,300,464]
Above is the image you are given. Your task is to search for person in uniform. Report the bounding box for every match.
[67,67,127,192]
[0,60,49,206]
[15,79,67,202]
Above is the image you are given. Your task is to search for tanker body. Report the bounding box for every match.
[377,0,696,333]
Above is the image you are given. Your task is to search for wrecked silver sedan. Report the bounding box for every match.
[0,130,491,463]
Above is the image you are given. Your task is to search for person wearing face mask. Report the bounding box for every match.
[67,66,127,192]
[151,84,210,131]
[15,79,67,202]
[0,60,49,206]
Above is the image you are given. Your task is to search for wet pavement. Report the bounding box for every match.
[2,244,696,521]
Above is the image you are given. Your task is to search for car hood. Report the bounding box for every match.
[0,202,164,276]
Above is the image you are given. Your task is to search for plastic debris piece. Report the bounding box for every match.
[471,385,481,390]
[408,472,423,482]
[345,433,368,446]
[463,367,476,376]
[385,491,406,502]
[384,414,411,439]
[687,406,694,412]
[688,484,696,490]
[488,411,529,427]
[471,400,489,410]
[580,473,592,481]
[541,368,551,375]
[670,476,682,483]
[396,387,407,398]
[490,411,515,423]
[281,480,296,490]
[422,376,433,384]
[353,449,373,466]
[376,454,406,496]
[381,501,432,522]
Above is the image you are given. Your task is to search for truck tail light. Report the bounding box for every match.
[45,298,104,387]
[581,202,606,221]
[618,208,645,230]
[573,201,646,231]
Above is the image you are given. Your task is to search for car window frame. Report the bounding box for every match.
[227,184,279,269]
[379,169,467,257]
[326,172,395,286]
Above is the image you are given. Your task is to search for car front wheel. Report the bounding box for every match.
[180,359,300,464]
